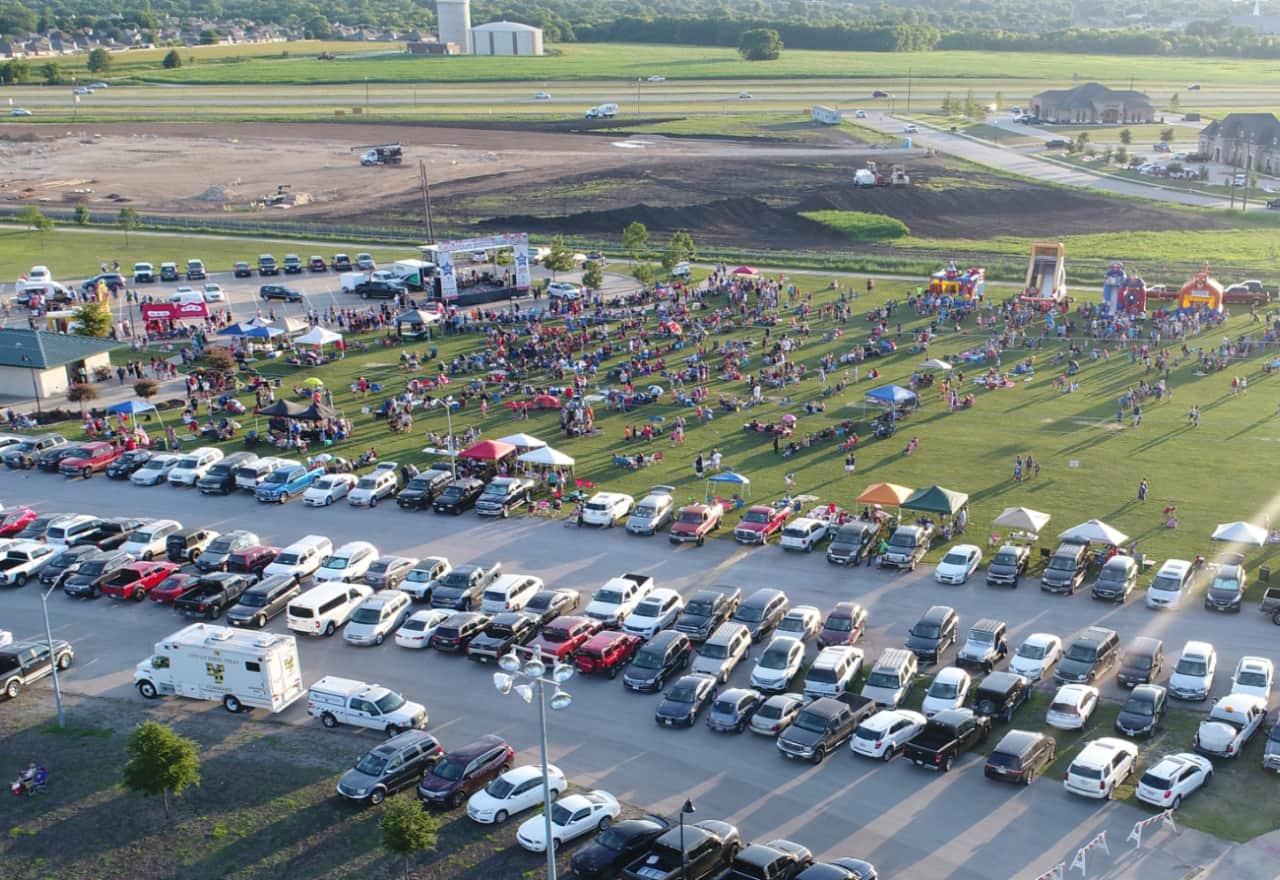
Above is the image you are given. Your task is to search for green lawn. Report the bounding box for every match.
[799,211,911,240]
[53,40,403,80]
[126,43,1280,86]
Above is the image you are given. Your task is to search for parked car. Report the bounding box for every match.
[1091,554,1139,603]
[971,671,1031,722]
[826,521,880,565]
[622,588,684,639]
[955,618,1008,672]
[732,588,789,643]
[521,588,580,627]
[1232,656,1275,702]
[1136,753,1213,809]
[304,474,357,507]
[529,615,601,662]
[429,611,491,653]
[985,543,1031,586]
[905,605,958,664]
[99,561,178,601]
[921,667,971,718]
[655,673,719,727]
[734,504,792,545]
[1205,555,1247,612]
[779,517,829,552]
[1041,541,1089,594]
[776,605,822,642]
[623,630,693,692]
[851,709,927,761]
[1195,694,1268,758]
[397,469,454,510]
[571,815,671,880]
[675,585,741,642]
[878,524,933,570]
[985,729,1056,785]
[581,492,635,527]
[574,631,643,678]
[467,613,538,663]
[749,693,806,737]
[902,708,990,772]
[467,763,567,824]
[1117,637,1164,688]
[620,819,740,880]
[777,694,877,764]
[749,636,805,694]
[474,476,535,517]
[1168,640,1217,701]
[1146,558,1196,609]
[417,735,514,808]
[1046,684,1100,730]
[364,555,417,590]
[817,602,868,649]
[344,591,412,646]
[226,575,302,628]
[1115,684,1167,738]
[338,730,442,806]
[705,688,764,734]
[935,544,982,584]
[433,478,486,515]
[106,449,152,480]
[1063,737,1136,799]
[259,284,302,302]
[1009,632,1062,682]
[1055,626,1119,685]
[395,609,453,649]
[1,639,75,700]
[626,486,677,535]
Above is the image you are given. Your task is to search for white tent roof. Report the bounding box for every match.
[294,326,343,346]
[992,506,1051,533]
[498,432,547,449]
[1211,521,1267,547]
[1059,519,1128,546]
[517,446,575,467]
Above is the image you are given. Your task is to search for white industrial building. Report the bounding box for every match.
[470,21,544,56]
[436,0,472,54]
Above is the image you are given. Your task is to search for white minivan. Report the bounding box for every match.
[265,535,333,581]
[167,447,224,486]
[45,514,100,548]
[480,574,544,615]
[348,468,398,507]
[315,541,379,583]
[288,581,374,637]
[1146,558,1195,610]
[121,519,182,560]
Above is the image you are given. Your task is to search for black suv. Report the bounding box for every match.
[226,575,300,628]
[338,730,443,806]
[397,469,454,510]
[355,279,407,299]
[623,630,693,692]
[971,671,1031,722]
[1041,541,1090,594]
[62,550,133,598]
[430,611,491,653]
[258,254,279,275]
[417,734,514,808]
[1055,626,1119,684]
[233,261,252,278]
[985,729,1055,785]
[732,588,789,643]
[283,254,303,274]
[571,815,671,880]
[106,449,152,479]
[81,272,126,294]
[1,639,75,700]
[985,543,1030,587]
[259,284,302,302]
[1116,636,1163,688]
[905,605,958,663]
[433,478,486,514]
[676,585,742,642]
[39,546,96,587]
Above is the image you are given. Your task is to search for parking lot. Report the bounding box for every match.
[5,474,1280,879]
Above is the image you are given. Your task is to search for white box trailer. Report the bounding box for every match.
[812,105,843,125]
[340,271,368,293]
[391,259,436,292]
[134,623,305,714]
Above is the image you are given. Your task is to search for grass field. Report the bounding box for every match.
[799,210,911,240]
[50,40,403,80]
[120,43,1280,86]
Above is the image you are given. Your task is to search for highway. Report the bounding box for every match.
[2,475,1278,879]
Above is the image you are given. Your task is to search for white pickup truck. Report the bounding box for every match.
[584,573,655,628]
[0,541,56,586]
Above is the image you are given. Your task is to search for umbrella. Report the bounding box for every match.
[459,439,516,461]
[301,377,324,388]
[295,326,343,346]
[865,385,918,406]
[497,433,547,450]
[901,485,969,516]
[780,413,797,426]
[1059,519,1128,546]
[856,482,914,506]
[732,266,758,276]
[920,358,953,371]
[1211,521,1267,547]
[517,446,576,467]
[993,506,1051,534]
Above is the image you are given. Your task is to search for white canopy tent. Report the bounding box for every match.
[516,446,576,468]
[1059,519,1128,546]
[498,432,548,450]
[993,506,1051,534]
[1211,521,1267,547]
[295,326,343,346]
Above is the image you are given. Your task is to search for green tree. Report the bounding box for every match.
[86,47,111,74]
[0,59,32,85]
[941,93,955,116]
[1119,128,1133,146]
[133,378,158,401]
[1160,127,1175,143]
[121,721,201,819]
[16,204,51,233]
[994,91,1004,111]
[66,382,98,415]
[73,300,112,338]
[73,201,90,226]
[199,29,220,45]
[380,794,440,880]
[117,206,140,248]
[621,220,649,266]
[632,262,656,288]
[204,347,235,372]
[1074,131,1090,152]
[738,28,783,61]
[1113,146,1128,166]
[0,3,38,35]
[162,49,182,69]
[661,230,697,272]
[963,89,977,118]
[306,15,332,39]
[1167,161,1185,176]
[581,260,603,292]
[41,61,61,85]
[542,235,574,281]
[1169,92,1181,111]
[1128,154,1144,168]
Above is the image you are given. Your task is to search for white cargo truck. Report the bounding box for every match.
[391,259,436,292]
[134,623,305,714]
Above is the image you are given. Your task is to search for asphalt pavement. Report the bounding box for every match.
[3,475,1280,879]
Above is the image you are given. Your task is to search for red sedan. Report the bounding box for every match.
[0,507,38,537]
[149,572,196,605]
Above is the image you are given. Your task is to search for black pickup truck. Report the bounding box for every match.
[622,818,741,880]
[173,573,254,620]
[466,612,538,663]
[675,585,742,642]
[776,694,877,764]
[902,707,991,772]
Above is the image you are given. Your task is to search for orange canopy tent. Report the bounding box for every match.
[459,439,516,461]
[856,482,914,506]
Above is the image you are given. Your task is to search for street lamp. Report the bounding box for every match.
[40,582,66,729]
[443,395,457,479]
[19,353,40,416]
[494,645,574,880]
[679,798,696,880]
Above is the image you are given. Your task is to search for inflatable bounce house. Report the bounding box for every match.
[1018,242,1068,312]
[929,263,985,302]
[1101,263,1147,316]
[1176,263,1223,314]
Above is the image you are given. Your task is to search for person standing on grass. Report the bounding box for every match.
[785,471,795,492]
[1138,478,1148,502]
[845,452,856,476]
[1013,455,1023,482]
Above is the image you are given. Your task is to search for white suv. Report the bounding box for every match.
[120,519,182,561]
[581,492,635,527]
[1064,737,1137,799]
[921,667,970,717]
[167,447,224,486]
[1231,656,1274,702]
[546,282,581,300]
[1169,641,1217,701]
[1145,558,1194,609]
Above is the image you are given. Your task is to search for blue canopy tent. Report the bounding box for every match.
[106,397,165,429]
[864,384,919,422]
[242,325,284,339]
[706,470,751,501]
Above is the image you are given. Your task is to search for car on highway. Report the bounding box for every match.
[395,609,453,648]
[655,673,719,727]
[903,124,919,133]
[533,91,552,100]
[1169,640,1217,701]
[337,730,442,807]
[259,284,303,302]
[467,763,566,824]
[935,544,982,584]
[851,709,926,760]
[1196,694,1268,758]
[304,473,357,507]
[1064,737,1137,800]
[10,108,32,117]
[517,789,620,852]
[1046,684,1099,730]
[571,815,671,880]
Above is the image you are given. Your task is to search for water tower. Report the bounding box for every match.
[437,0,472,53]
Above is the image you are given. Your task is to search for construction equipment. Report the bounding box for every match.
[890,164,910,186]
[353,144,403,166]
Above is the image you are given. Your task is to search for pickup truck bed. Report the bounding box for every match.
[777,693,876,764]
[173,575,250,619]
[901,709,989,772]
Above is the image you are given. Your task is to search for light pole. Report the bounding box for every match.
[443,395,457,479]
[679,798,696,880]
[20,353,40,416]
[494,645,574,880]
[40,583,66,729]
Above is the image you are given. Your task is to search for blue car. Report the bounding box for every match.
[255,464,324,503]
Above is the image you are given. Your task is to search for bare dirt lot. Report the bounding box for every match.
[0,120,1226,249]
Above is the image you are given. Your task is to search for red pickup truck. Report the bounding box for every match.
[575,631,643,678]
[733,505,792,545]
[58,441,121,479]
[101,561,179,601]
[528,615,602,662]
[669,502,725,547]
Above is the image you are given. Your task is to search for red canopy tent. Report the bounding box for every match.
[459,439,516,461]
[532,394,562,409]
[732,266,758,276]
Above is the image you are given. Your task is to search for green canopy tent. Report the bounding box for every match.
[900,485,969,516]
